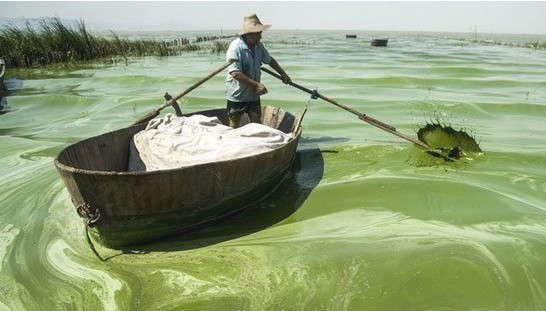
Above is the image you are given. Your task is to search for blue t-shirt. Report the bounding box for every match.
[225,36,272,102]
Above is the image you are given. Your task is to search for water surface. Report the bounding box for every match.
[1,30,546,310]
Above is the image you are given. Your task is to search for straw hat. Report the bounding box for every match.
[239,14,271,35]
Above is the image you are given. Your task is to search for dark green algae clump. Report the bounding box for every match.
[417,123,482,162]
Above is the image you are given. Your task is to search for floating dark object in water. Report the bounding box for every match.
[371,38,388,47]
[346,34,357,39]
[417,123,482,161]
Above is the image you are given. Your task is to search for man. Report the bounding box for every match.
[225,14,291,128]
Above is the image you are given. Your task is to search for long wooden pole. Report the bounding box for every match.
[261,67,430,150]
[133,60,235,125]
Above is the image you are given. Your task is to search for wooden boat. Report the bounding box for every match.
[346,34,357,39]
[371,38,388,47]
[54,105,304,248]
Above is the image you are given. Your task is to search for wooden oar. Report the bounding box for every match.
[133,60,235,125]
[261,67,430,150]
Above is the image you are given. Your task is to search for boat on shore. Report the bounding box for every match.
[54,105,304,248]
[371,38,388,47]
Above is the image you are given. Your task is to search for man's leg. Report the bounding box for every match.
[228,108,243,128]
[248,100,262,124]
[227,100,245,128]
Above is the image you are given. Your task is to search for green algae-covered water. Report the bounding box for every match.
[1,30,546,310]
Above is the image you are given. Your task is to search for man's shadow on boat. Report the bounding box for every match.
[120,138,329,254]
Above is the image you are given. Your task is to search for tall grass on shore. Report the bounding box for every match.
[448,34,546,50]
[0,17,170,68]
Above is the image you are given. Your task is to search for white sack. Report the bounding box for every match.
[127,113,292,172]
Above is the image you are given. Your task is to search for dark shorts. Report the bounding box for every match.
[227,100,261,128]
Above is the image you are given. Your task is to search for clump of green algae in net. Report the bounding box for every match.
[417,123,483,162]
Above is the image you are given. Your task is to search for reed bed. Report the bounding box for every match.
[0,17,171,67]
[470,38,546,50]
[0,17,170,67]
[450,35,546,50]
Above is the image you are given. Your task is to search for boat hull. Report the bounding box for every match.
[54,106,302,248]
[371,38,388,47]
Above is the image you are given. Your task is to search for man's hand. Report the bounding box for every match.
[256,83,268,95]
[280,73,292,85]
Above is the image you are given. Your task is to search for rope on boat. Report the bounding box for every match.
[76,203,101,227]
[85,225,105,262]
[310,88,319,100]
[306,89,318,108]
[76,203,105,261]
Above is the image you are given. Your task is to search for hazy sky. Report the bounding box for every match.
[2,1,546,34]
